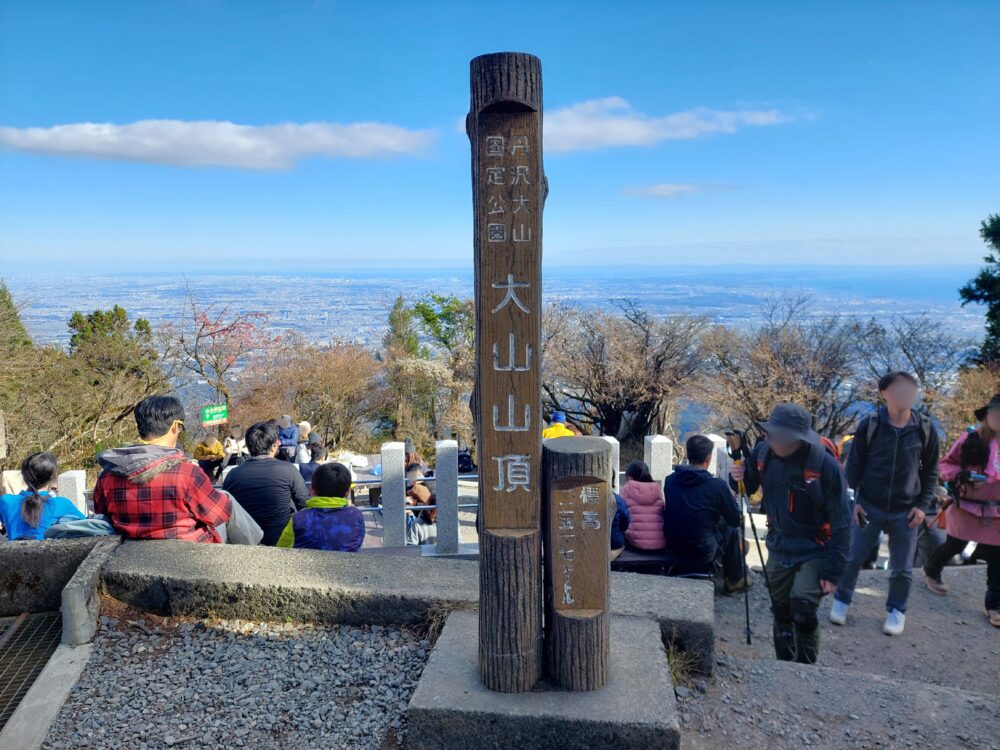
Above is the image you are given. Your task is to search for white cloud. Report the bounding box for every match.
[544,96,791,153]
[0,119,436,170]
[624,182,735,198]
[625,182,702,198]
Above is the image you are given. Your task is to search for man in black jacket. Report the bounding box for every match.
[730,403,851,664]
[830,371,940,636]
[223,420,311,546]
[663,435,747,592]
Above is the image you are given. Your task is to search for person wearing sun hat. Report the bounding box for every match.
[729,402,851,664]
[923,393,1000,627]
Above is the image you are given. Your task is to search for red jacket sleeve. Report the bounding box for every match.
[184,466,233,528]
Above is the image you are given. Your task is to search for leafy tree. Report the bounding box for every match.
[236,335,384,451]
[164,289,274,408]
[0,302,170,473]
[412,293,474,368]
[959,213,1000,363]
[0,280,31,350]
[382,294,422,358]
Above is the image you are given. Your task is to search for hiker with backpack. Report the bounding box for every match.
[830,371,940,636]
[729,403,851,664]
[923,395,1000,628]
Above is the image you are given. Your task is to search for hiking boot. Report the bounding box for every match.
[883,609,906,636]
[828,598,849,626]
[988,609,1000,628]
[724,577,753,595]
[923,565,948,595]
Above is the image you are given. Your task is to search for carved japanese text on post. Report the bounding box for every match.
[476,112,542,531]
[549,476,609,614]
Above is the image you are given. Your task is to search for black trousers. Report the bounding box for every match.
[926,535,1000,609]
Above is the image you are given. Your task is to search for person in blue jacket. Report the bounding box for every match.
[276,461,364,551]
[610,492,631,560]
[1,452,84,541]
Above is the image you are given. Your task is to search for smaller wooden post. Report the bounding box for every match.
[542,436,612,691]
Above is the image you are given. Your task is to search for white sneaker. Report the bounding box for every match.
[883,609,905,636]
[829,598,849,625]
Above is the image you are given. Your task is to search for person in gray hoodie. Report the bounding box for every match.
[831,371,940,636]
[94,395,233,543]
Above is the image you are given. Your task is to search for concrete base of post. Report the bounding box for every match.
[407,610,680,750]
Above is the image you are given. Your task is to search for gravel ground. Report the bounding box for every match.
[712,563,1000,695]
[42,606,429,750]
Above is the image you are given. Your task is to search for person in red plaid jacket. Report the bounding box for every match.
[94,395,232,543]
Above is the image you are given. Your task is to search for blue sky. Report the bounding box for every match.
[0,0,997,273]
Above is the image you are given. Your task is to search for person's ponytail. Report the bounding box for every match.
[19,452,59,529]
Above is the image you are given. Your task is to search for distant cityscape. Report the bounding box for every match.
[5,264,985,348]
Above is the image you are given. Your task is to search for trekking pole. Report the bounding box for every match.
[738,491,753,645]
[737,467,774,609]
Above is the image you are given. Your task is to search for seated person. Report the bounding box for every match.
[224,420,310,546]
[405,483,437,545]
[542,411,574,439]
[194,433,225,480]
[610,491,631,561]
[299,444,328,489]
[663,435,749,593]
[620,460,666,550]
[276,415,299,462]
[293,421,313,465]
[1,452,84,541]
[222,426,249,468]
[277,462,364,551]
[94,395,232,543]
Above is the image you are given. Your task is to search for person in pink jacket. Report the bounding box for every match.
[620,460,666,550]
[923,394,1000,628]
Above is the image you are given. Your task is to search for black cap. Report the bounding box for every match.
[758,403,819,445]
[974,393,1000,422]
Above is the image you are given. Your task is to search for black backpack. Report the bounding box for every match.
[458,449,476,474]
[861,410,933,458]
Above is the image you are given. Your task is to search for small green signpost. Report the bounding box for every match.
[201,403,229,427]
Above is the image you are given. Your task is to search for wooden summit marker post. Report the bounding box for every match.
[469,52,545,693]
[543,437,613,691]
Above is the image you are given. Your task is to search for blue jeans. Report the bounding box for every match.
[835,500,919,613]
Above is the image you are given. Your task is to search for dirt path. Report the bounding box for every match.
[712,564,999,695]
[676,563,999,749]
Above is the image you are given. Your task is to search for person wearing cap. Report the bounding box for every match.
[730,402,851,664]
[542,411,574,439]
[831,371,940,636]
[923,394,1000,628]
[276,416,299,462]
